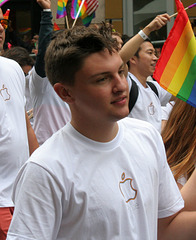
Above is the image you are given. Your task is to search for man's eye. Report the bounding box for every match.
[119,69,125,76]
[97,77,108,83]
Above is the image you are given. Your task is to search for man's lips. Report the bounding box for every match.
[111,96,127,104]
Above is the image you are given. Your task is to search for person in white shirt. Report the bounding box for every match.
[6,23,196,240]
[2,46,35,125]
[0,8,38,240]
[124,39,172,133]
[30,0,71,145]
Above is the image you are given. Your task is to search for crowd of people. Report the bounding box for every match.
[0,0,196,239]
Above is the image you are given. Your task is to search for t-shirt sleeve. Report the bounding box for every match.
[161,101,175,120]
[154,81,172,106]
[156,132,184,218]
[7,162,63,240]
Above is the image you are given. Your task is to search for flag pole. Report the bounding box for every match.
[170,3,196,18]
[65,15,70,29]
[170,6,189,18]
[72,0,86,28]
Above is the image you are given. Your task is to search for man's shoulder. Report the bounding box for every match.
[120,117,159,135]
[30,66,53,92]
[0,56,22,71]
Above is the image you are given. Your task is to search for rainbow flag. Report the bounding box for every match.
[3,8,10,19]
[0,0,9,7]
[71,0,98,19]
[81,12,95,26]
[19,27,31,34]
[71,0,87,19]
[56,0,68,19]
[153,0,196,108]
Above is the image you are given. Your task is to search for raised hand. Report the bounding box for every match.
[36,0,51,10]
[144,13,170,34]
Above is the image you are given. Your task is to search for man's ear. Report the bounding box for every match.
[54,83,75,103]
[129,56,137,65]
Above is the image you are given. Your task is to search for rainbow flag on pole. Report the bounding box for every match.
[71,0,98,22]
[56,0,68,19]
[81,12,95,26]
[0,0,9,7]
[71,0,87,19]
[153,0,196,108]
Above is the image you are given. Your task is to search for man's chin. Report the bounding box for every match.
[115,110,130,121]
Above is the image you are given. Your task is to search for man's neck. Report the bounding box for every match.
[70,117,119,143]
[130,71,148,88]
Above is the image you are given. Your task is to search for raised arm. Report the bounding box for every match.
[119,13,170,63]
[35,0,53,78]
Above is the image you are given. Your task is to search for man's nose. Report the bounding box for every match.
[113,75,128,93]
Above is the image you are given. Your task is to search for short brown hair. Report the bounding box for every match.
[2,47,35,67]
[45,26,117,86]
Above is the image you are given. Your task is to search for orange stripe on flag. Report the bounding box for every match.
[168,35,196,94]
[159,21,193,88]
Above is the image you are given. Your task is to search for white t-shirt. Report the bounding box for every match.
[127,73,171,132]
[161,101,175,121]
[0,56,29,207]
[30,67,71,145]
[7,118,183,240]
[25,69,33,112]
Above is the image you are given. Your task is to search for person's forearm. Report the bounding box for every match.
[119,33,145,63]
[158,211,196,240]
[26,112,39,155]
[35,11,53,77]
[119,13,170,64]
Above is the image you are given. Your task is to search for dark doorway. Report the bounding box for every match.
[2,0,41,41]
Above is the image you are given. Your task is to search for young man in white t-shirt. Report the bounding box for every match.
[0,8,38,240]
[6,23,196,240]
[122,38,173,133]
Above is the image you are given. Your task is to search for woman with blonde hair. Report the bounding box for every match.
[162,98,196,189]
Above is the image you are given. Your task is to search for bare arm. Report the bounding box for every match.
[26,112,39,155]
[181,169,196,211]
[158,169,196,239]
[119,13,170,63]
[158,211,196,240]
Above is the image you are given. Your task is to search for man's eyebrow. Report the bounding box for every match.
[119,62,125,69]
[89,62,125,79]
[145,49,156,54]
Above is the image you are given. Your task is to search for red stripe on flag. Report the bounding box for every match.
[153,0,188,82]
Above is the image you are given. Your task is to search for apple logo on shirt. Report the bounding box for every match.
[119,172,137,203]
[0,84,10,101]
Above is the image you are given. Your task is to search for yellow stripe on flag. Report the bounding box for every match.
[160,21,193,88]
[168,35,196,95]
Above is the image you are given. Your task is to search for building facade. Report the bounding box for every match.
[1,0,196,42]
